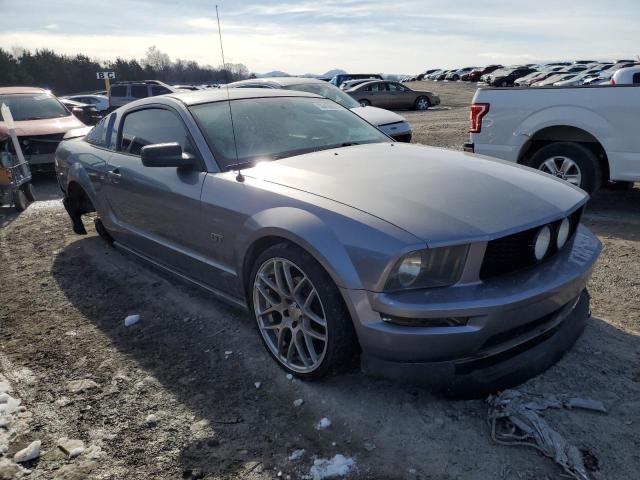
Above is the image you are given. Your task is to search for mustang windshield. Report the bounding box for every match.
[190,97,390,169]
[0,94,70,121]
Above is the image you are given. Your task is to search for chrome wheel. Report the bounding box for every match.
[416,97,430,110]
[540,156,582,186]
[253,258,328,373]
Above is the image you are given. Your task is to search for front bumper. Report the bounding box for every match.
[378,121,412,142]
[341,226,600,393]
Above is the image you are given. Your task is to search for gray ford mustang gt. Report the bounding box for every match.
[55,88,601,393]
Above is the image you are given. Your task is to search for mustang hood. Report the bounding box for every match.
[350,106,406,126]
[245,143,588,246]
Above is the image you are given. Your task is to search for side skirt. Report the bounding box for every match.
[114,241,249,312]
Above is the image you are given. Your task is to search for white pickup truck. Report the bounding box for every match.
[465,85,640,193]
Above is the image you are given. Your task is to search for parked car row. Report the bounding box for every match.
[408,60,640,88]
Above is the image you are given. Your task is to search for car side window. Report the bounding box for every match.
[369,83,387,92]
[119,108,197,158]
[151,86,171,96]
[633,73,640,84]
[110,85,126,97]
[130,85,148,99]
[387,83,406,92]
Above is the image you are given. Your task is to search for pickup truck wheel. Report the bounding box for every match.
[527,142,601,194]
[250,243,357,380]
[414,96,431,111]
[359,99,371,107]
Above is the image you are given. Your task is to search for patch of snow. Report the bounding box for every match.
[13,440,41,463]
[289,448,305,461]
[124,314,140,327]
[293,399,304,407]
[315,417,332,430]
[309,454,355,479]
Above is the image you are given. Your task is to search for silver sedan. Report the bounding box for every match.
[55,88,600,394]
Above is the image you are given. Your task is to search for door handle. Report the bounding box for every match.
[107,168,121,177]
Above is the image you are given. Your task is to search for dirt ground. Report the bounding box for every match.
[0,82,639,480]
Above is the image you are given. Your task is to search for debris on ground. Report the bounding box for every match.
[308,454,356,479]
[66,379,99,393]
[124,314,140,327]
[0,458,28,479]
[286,374,293,380]
[488,389,607,480]
[144,414,158,426]
[315,418,332,430]
[293,399,304,407]
[13,439,41,463]
[289,448,305,461]
[57,437,85,458]
[254,382,261,389]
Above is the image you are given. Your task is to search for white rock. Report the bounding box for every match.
[286,374,293,380]
[254,382,261,389]
[145,414,158,426]
[0,394,21,415]
[124,314,140,327]
[0,458,26,479]
[293,399,304,407]
[0,417,9,429]
[309,454,355,479]
[66,379,99,393]
[68,447,84,459]
[315,417,332,430]
[0,393,8,404]
[13,440,41,463]
[288,448,305,461]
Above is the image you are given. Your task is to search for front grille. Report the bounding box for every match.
[480,208,583,280]
[18,134,65,156]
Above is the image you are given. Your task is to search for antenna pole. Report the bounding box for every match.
[215,4,242,180]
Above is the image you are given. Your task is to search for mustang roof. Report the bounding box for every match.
[229,77,326,87]
[168,87,320,106]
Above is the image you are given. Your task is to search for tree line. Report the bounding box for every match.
[0,46,253,95]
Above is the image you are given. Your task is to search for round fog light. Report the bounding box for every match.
[556,218,570,249]
[534,226,551,260]
[398,252,422,287]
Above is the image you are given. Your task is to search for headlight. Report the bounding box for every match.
[556,218,570,249]
[385,245,469,291]
[533,226,551,260]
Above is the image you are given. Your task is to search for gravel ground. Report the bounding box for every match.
[0,82,638,480]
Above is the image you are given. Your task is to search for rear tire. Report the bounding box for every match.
[526,142,601,194]
[249,243,357,380]
[23,183,36,202]
[12,188,28,211]
[414,96,431,111]
[94,218,114,244]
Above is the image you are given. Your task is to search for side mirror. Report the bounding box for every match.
[141,142,194,168]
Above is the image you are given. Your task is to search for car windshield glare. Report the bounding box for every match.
[190,97,390,170]
[284,83,360,109]
[0,94,70,121]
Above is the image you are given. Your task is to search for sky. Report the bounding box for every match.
[1,0,638,75]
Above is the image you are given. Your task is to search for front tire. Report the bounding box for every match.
[526,142,601,194]
[249,243,357,380]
